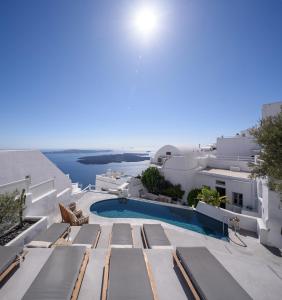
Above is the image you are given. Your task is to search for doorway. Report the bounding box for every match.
[216,186,226,208]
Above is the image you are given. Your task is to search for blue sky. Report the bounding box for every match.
[0,0,282,150]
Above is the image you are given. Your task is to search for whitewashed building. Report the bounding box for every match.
[95,169,143,197]
[152,101,282,248]
[0,150,83,223]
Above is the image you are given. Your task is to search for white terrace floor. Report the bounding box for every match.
[1,191,282,300]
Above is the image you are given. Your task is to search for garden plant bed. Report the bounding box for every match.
[0,220,36,246]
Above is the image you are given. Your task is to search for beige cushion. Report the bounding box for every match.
[26,241,52,248]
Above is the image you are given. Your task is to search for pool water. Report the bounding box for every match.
[90,198,228,240]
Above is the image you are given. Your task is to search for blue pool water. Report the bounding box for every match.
[90,198,228,240]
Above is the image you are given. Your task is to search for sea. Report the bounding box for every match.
[44,150,151,188]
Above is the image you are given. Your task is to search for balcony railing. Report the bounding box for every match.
[0,178,30,195]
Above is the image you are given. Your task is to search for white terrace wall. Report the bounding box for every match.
[207,157,250,172]
[0,150,82,224]
[0,150,72,193]
[216,136,259,158]
[260,180,282,248]
[262,101,282,118]
[196,201,258,233]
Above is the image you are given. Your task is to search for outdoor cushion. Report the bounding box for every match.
[22,246,86,300]
[72,224,101,247]
[32,223,70,243]
[143,224,171,248]
[176,247,252,300]
[107,248,154,300]
[111,223,133,246]
[26,241,51,248]
[0,246,23,275]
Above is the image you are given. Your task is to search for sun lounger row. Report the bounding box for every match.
[26,223,101,248]
[25,222,172,249]
[1,245,251,300]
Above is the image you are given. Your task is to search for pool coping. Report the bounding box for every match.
[89,196,229,240]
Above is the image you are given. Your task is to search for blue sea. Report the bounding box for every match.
[44,150,150,188]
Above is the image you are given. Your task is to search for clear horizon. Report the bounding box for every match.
[1,0,282,149]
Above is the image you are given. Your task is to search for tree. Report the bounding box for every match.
[197,187,228,207]
[249,106,282,193]
[141,167,165,194]
[187,188,202,207]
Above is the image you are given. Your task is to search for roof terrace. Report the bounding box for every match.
[1,192,281,300]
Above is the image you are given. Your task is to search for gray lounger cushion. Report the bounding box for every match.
[143,224,171,248]
[176,247,252,300]
[33,223,70,243]
[111,223,133,246]
[0,246,23,275]
[107,248,154,300]
[22,246,86,300]
[72,224,101,246]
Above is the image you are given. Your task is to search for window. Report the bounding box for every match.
[166,151,171,156]
[216,180,225,186]
[233,192,243,207]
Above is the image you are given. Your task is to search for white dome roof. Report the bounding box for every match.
[154,144,199,159]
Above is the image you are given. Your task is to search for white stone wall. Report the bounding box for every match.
[0,150,83,223]
[207,157,250,172]
[216,136,259,158]
[196,201,258,233]
[262,101,282,119]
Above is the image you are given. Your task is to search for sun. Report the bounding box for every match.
[133,6,158,39]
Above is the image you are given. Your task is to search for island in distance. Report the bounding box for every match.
[44,149,112,154]
[77,153,150,165]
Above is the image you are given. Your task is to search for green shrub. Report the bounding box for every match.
[187,188,202,207]
[0,189,26,233]
[141,167,165,194]
[162,184,185,199]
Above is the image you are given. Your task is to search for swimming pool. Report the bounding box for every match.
[90,198,228,240]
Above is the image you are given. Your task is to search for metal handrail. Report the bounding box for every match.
[81,184,96,192]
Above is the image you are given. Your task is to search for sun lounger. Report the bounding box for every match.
[22,246,89,300]
[102,248,157,300]
[0,246,25,283]
[26,223,70,248]
[142,224,172,249]
[72,224,101,248]
[173,247,252,300]
[110,223,133,248]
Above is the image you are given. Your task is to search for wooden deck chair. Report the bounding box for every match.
[22,246,89,300]
[0,246,27,284]
[101,248,158,300]
[173,247,252,300]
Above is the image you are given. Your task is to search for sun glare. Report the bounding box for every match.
[133,6,159,39]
